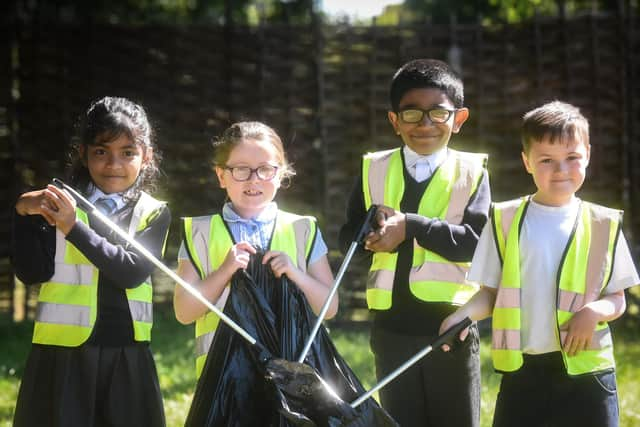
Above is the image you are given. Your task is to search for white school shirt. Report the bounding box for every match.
[403,145,448,183]
[468,197,640,354]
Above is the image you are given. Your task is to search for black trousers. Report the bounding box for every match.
[13,343,166,427]
[370,323,481,427]
[493,352,619,427]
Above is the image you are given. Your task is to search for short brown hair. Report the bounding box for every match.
[521,101,589,153]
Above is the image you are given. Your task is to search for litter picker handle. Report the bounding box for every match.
[350,317,472,408]
[51,178,258,346]
[52,178,94,212]
[296,205,380,363]
[353,204,380,245]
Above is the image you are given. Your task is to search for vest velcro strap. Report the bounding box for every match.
[492,328,521,350]
[49,264,94,286]
[36,302,91,327]
[494,287,520,308]
[128,300,153,323]
[196,331,216,357]
[409,261,468,284]
[558,289,585,312]
[367,269,395,290]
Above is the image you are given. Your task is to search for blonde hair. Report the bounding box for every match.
[212,121,295,182]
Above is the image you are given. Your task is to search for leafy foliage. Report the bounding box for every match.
[379,0,627,25]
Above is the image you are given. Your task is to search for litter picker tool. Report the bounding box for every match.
[297,204,379,363]
[51,178,257,346]
[350,316,473,408]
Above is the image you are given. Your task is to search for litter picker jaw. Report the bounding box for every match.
[296,205,380,363]
[350,316,473,408]
[51,178,259,346]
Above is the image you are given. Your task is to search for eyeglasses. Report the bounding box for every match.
[398,108,457,124]
[224,164,279,181]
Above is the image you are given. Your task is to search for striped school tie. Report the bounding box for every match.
[94,197,117,215]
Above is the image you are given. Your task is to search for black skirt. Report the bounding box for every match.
[13,343,166,427]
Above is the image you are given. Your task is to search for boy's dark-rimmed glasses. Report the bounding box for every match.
[224,165,279,181]
[398,108,457,124]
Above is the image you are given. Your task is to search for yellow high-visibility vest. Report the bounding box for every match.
[492,196,619,375]
[183,210,317,377]
[362,148,487,310]
[32,192,166,346]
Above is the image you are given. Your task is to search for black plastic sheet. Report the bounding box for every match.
[185,252,397,427]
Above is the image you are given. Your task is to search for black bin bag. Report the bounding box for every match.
[185,252,397,427]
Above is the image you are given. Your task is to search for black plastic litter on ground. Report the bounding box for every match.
[185,252,398,427]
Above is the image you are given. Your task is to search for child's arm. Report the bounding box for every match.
[366,170,491,260]
[12,189,58,284]
[439,286,496,350]
[262,251,338,318]
[562,291,626,356]
[40,184,172,289]
[15,188,59,226]
[174,241,256,324]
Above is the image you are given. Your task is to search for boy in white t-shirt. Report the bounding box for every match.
[440,100,639,427]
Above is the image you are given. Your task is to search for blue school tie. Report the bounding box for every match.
[94,197,117,215]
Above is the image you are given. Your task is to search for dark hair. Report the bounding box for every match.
[212,121,295,182]
[67,96,161,201]
[390,58,464,111]
[521,101,590,154]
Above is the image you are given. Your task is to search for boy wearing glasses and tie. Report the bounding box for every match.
[339,58,490,427]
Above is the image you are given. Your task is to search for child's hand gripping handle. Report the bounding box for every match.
[433,316,472,351]
[51,178,94,212]
[354,204,381,245]
[350,316,472,409]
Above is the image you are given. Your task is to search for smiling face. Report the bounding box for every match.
[388,87,469,155]
[83,133,149,194]
[522,136,590,207]
[215,138,282,219]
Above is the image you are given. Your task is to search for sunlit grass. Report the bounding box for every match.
[2,312,639,427]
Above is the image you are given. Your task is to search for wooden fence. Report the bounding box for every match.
[2,9,639,318]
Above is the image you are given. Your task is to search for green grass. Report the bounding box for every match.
[2,312,640,427]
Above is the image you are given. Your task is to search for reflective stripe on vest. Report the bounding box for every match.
[362,148,487,309]
[491,197,620,375]
[185,211,317,377]
[33,193,165,346]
